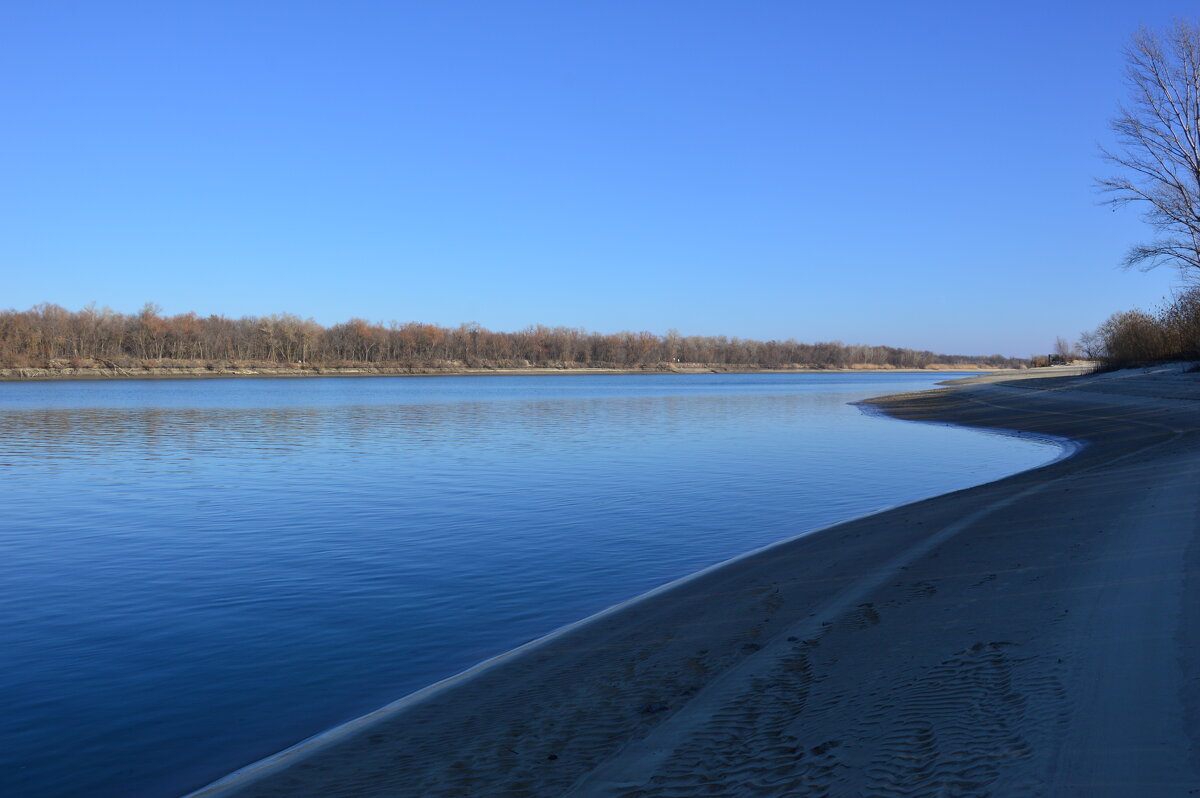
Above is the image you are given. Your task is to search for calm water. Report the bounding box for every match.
[0,373,1064,797]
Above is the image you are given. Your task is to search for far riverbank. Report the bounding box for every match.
[0,362,1028,382]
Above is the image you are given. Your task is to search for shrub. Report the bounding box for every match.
[1097,310,1168,364]
[1158,287,1200,360]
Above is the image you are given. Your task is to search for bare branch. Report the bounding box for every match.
[1100,21,1200,275]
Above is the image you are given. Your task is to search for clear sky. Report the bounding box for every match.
[3,1,1196,357]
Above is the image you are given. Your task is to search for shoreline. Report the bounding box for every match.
[188,367,1200,796]
[0,364,1022,383]
[187,427,1079,798]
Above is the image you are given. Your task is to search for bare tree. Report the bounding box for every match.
[1054,336,1076,362]
[1077,329,1102,359]
[1099,21,1200,276]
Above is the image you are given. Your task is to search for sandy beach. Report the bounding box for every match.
[189,366,1200,797]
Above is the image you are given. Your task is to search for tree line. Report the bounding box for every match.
[0,303,1025,371]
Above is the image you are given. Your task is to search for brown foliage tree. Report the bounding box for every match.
[0,304,1029,371]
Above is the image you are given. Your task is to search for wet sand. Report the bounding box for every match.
[189,366,1200,797]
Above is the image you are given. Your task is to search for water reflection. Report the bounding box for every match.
[2,391,844,449]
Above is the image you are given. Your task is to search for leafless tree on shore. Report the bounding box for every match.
[1099,21,1200,277]
[1054,336,1077,361]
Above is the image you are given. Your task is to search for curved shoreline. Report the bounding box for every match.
[184,423,1074,798]
[187,369,1200,796]
[852,398,1086,467]
[183,502,938,797]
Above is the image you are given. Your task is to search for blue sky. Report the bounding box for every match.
[2,1,1196,356]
